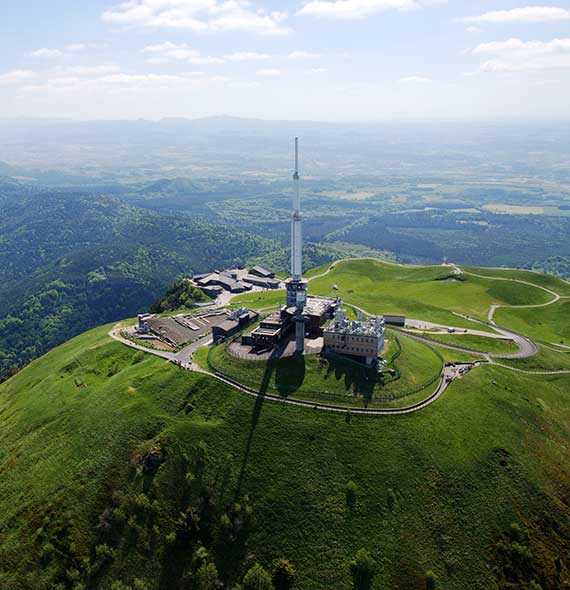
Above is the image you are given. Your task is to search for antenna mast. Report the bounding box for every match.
[286,136,307,354]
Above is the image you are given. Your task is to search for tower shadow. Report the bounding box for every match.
[234,359,273,498]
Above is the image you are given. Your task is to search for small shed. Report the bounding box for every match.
[383,315,406,327]
[250,265,275,279]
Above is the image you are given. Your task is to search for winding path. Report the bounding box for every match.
[109,326,462,415]
[110,258,569,416]
[456,267,563,324]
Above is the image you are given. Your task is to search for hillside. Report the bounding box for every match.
[1,260,570,590]
[0,189,278,379]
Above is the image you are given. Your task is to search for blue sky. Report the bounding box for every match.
[0,0,569,120]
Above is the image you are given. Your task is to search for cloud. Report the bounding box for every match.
[465,6,570,24]
[311,67,328,72]
[397,75,432,83]
[0,70,37,86]
[466,26,482,34]
[141,42,225,64]
[21,71,229,96]
[30,43,95,59]
[66,43,89,52]
[224,51,271,61]
[288,51,321,58]
[256,68,281,76]
[58,65,121,75]
[228,80,262,88]
[473,37,570,72]
[103,0,291,35]
[30,48,64,58]
[297,0,440,20]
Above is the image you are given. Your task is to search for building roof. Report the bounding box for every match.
[304,296,335,318]
[147,316,195,345]
[250,265,274,278]
[324,314,385,338]
[215,318,240,332]
[243,274,280,288]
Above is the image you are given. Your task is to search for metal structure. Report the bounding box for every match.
[286,137,307,353]
[323,314,386,367]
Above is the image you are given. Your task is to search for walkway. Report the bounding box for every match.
[109,258,569,416]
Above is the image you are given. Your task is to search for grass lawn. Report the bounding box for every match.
[498,345,570,373]
[408,331,519,355]
[307,259,551,328]
[4,259,570,590]
[462,266,570,296]
[494,299,570,345]
[3,326,570,589]
[200,332,443,408]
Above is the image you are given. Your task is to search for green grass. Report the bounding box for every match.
[201,333,443,408]
[407,331,519,355]
[4,259,570,589]
[463,266,570,296]
[498,344,570,373]
[3,326,570,589]
[230,289,285,311]
[307,259,550,328]
[494,299,570,345]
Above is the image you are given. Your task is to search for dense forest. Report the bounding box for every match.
[0,185,278,378]
[2,164,570,380]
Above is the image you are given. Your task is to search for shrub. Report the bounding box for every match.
[387,489,396,512]
[346,480,358,510]
[349,548,377,590]
[425,570,437,590]
[195,562,219,590]
[243,563,273,590]
[272,559,296,590]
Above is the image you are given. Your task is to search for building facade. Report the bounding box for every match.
[323,313,385,366]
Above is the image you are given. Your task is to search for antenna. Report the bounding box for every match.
[294,136,299,177]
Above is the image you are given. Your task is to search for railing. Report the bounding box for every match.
[205,333,444,407]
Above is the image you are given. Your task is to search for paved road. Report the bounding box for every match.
[456,267,562,324]
[109,325,465,416]
[108,258,568,416]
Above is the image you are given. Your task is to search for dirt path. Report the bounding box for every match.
[109,258,569,416]
[456,267,562,323]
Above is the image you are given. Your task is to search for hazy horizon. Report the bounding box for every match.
[2,1,569,121]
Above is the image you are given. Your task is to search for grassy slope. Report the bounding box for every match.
[463,266,570,297]
[3,260,570,589]
[200,333,443,407]
[408,332,519,355]
[232,259,552,333]
[307,260,551,326]
[499,345,570,372]
[495,299,570,345]
[2,326,570,589]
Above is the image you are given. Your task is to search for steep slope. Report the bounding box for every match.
[0,190,277,378]
[2,315,570,588]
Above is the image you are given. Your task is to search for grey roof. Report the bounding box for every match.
[250,265,274,277]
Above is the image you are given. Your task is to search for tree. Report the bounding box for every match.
[272,559,296,590]
[349,548,377,590]
[346,480,358,510]
[425,570,437,590]
[195,561,219,590]
[243,563,273,590]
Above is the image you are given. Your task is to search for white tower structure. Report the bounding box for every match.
[286,137,307,354]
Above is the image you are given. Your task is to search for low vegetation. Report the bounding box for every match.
[2,259,570,589]
[199,333,443,407]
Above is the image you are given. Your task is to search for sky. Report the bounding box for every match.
[0,0,569,121]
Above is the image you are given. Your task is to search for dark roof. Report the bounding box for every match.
[243,275,280,288]
[215,319,239,332]
[250,265,274,278]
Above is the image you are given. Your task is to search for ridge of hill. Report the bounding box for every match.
[2,259,570,590]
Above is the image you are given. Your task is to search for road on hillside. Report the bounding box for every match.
[109,258,568,416]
